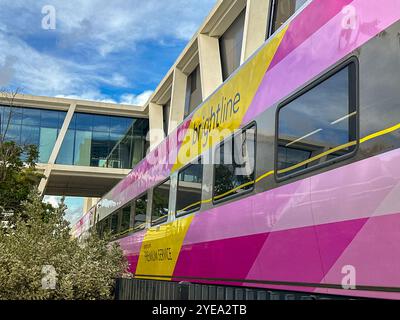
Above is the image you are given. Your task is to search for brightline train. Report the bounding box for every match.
[74,0,400,299]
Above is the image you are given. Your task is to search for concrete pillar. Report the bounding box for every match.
[169,68,187,133]
[38,103,76,195]
[83,197,100,213]
[148,102,164,150]
[241,0,271,63]
[198,34,224,99]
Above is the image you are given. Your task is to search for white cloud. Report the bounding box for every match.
[0,0,216,99]
[120,90,153,106]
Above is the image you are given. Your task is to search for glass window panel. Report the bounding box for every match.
[56,129,75,165]
[276,64,357,179]
[3,107,22,125]
[39,127,58,163]
[110,116,131,134]
[58,111,67,129]
[22,108,40,126]
[176,158,203,217]
[213,126,256,202]
[110,212,119,234]
[151,180,170,226]
[20,125,40,146]
[219,10,246,80]
[121,206,131,233]
[130,136,145,168]
[4,124,21,144]
[91,131,110,167]
[76,113,93,131]
[269,0,308,36]
[134,194,147,230]
[92,114,111,132]
[103,217,111,235]
[118,134,133,169]
[41,110,61,128]
[74,130,92,166]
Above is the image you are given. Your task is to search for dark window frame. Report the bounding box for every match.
[132,191,148,231]
[119,204,131,234]
[274,57,360,182]
[151,178,171,226]
[175,156,204,218]
[212,121,257,205]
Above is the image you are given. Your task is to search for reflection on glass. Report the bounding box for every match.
[120,206,131,233]
[0,105,66,163]
[213,126,256,201]
[269,0,308,36]
[176,158,203,216]
[111,212,118,234]
[56,112,149,169]
[277,64,357,178]
[134,194,147,230]
[152,180,170,226]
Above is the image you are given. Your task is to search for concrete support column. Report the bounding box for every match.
[148,102,164,150]
[169,68,187,134]
[38,103,76,195]
[198,34,223,99]
[241,0,271,63]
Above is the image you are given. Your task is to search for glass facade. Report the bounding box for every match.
[0,105,66,163]
[56,113,149,169]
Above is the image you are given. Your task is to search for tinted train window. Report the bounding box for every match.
[213,125,256,202]
[120,206,131,233]
[102,216,110,236]
[176,158,203,217]
[276,62,357,179]
[151,179,170,226]
[110,213,118,234]
[134,194,147,230]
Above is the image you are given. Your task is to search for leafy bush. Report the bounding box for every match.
[0,191,128,300]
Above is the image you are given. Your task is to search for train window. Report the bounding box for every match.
[176,157,203,217]
[213,124,256,202]
[268,0,308,38]
[97,220,104,238]
[110,212,118,234]
[276,61,358,180]
[134,193,147,230]
[120,206,131,233]
[102,216,111,236]
[151,179,170,226]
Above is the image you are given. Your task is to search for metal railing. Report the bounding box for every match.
[114,278,346,300]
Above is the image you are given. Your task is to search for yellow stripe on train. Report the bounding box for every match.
[172,25,289,172]
[135,215,194,280]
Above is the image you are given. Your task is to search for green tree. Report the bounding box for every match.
[0,89,45,218]
[0,191,127,300]
[0,89,128,300]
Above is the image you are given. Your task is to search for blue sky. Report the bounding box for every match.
[0,0,216,224]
